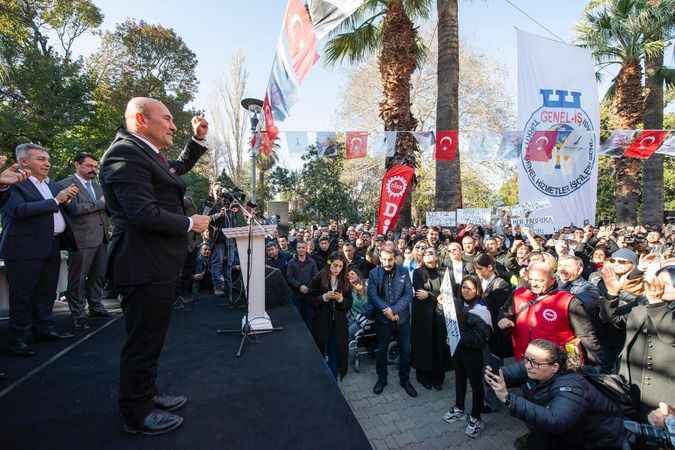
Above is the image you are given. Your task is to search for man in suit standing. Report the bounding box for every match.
[0,144,79,356]
[99,97,210,436]
[367,248,418,398]
[57,153,112,331]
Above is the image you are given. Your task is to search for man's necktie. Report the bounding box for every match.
[86,181,96,200]
[156,152,169,169]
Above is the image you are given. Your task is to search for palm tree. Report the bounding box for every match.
[324,0,432,225]
[578,0,654,225]
[435,0,462,210]
[641,0,675,226]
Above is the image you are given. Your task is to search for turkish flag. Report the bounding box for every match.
[525,131,557,162]
[435,131,458,161]
[284,0,319,83]
[624,130,669,159]
[345,132,368,159]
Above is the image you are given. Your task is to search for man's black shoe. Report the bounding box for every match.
[123,410,183,436]
[9,341,36,357]
[400,381,418,398]
[372,380,387,395]
[421,381,432,390]
[89,309,112,318]
[153,394,188,412]
[432,383,443,391]
[34,330,74,341]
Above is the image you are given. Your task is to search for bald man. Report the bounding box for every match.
[100,97,210,435]
[498,262,602,367]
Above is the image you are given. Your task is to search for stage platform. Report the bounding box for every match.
[0,295,371,450]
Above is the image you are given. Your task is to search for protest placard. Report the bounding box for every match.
[456,208,491,226]
[426,211,457,227]
[440,268,461,355]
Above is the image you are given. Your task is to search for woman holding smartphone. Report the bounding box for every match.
[309,251,352,380]
[441,275,492,439]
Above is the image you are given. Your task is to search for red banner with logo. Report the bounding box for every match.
[376,164,415,235]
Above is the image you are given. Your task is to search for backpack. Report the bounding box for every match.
[580,368,640,420]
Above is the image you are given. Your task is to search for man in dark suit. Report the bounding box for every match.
[367,248,417,398]
[0,144,79,356]
[57,153,112,331]
[99,97,210,436]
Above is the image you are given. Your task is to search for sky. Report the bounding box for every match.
[72,0,673,172]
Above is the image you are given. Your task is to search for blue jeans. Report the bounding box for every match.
[375,318,411,384]
[210,241,233,298]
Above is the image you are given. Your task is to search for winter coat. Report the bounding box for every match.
[502,363,625,450]
[410,266,449,372]
[606,295,675,419]
[308,270,352,379]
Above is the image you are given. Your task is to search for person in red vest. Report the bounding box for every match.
[498,262,603,367]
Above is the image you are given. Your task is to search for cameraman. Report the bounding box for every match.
[203,183,244,303]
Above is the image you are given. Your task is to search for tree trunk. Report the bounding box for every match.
[612,62,643,226]
[435,0,462,211]
[641,50,664,226]
[379,0,419,227]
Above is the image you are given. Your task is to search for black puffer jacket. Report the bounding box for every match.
[502,363,625,450]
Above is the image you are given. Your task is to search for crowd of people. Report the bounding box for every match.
[261,219,675,448]
[1,118,674,446]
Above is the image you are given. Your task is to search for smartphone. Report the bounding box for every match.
[487,353,503,375]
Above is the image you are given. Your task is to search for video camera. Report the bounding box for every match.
[624,418,675,449]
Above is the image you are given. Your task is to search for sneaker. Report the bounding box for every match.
[214,288,225,296]
[464,416,483,438]
[442,407,465,424]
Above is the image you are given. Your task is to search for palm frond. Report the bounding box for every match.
[324,22,382,66]
[403,0,433,20]
[326,0,383,37]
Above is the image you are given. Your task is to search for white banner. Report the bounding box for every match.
[517,30,599,233]
[456,208,491,226]
[440,268,461,355]
[426,211,457,227]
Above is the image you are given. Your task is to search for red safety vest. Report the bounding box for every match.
[511,287,576,360]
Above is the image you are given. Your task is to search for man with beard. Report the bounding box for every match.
[57,152,112,331]
[368,248,417,397]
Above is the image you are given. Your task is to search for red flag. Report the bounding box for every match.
[283,0,319,83]
[345,132,368,159]
[623,130,669,159]
[376,165,415,235]
[525,131,557,162]
[260,94,278,156]
[435,131,458,161]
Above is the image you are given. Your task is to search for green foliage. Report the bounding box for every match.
[461,165,497,208]
[596,156,617,223]
[86,19,200,159]
[271,145,363,224]
[498,175,518,206]
[181,171,211,209]
[0,0,101,158]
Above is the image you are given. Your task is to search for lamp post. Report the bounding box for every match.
[241,97,264,205]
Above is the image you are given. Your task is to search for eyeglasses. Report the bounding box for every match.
[608,259,631,265]
[523,355,554,369]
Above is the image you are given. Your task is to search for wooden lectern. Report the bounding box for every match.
[222,224,277,331]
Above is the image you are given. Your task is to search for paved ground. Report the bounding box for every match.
[339,356,527,450]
